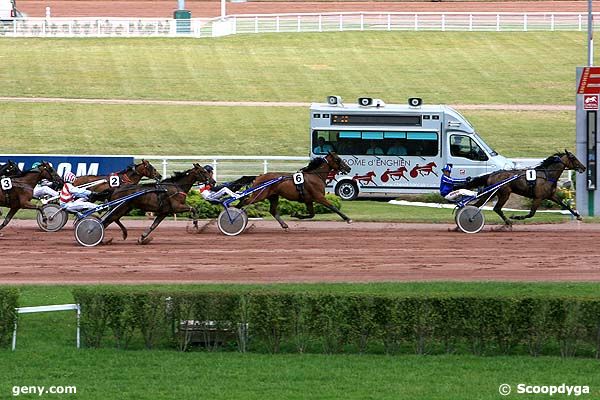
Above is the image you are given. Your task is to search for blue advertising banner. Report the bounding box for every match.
[0,155,135,177]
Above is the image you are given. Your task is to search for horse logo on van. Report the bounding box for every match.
[409,162,438,178]
[352,171,377,186]
[381,167,409,182]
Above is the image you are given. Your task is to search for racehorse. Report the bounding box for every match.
[0,161,22,177]
[73,159,162,191]
[237,152,352,229]
[466,150,586,229]
[103,163,213,244]
[0,162,62,231]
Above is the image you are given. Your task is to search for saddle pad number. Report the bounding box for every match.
[526,170,537,182]
[109,175,120,188]
[0,178,12,190]
[293,173,304,185]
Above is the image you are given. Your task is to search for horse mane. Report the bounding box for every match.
[301,157,326,172]
[537,152,565,169]
[115,164,135,175]
[161,170,188,183]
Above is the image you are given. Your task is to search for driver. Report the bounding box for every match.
[59,171,99,213]
[198,165,240,202]
[440,164,477,201]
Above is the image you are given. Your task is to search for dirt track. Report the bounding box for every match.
[16,0,600,18]
[0,220,598,284]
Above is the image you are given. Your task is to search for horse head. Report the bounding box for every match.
[136,159,162,181]
[326,152,351,175]
[192,163,215,186]
[0,160,21,177]
[36,161,63,185]
[563,150,586,173]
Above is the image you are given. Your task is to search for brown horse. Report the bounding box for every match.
[73,159,162,191]
[0,162,62,231]
[238,152,352,229]
[103,163,213,244]
[467,150,586,228]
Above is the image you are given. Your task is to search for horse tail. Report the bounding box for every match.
[464,173,492,189]
[224,175,256,192]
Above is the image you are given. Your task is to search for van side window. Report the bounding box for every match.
[450,135,488,161]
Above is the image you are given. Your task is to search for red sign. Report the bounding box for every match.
[578,67,600,94]
[584,94,599,110]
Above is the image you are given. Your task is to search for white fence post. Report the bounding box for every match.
[414,14,418,31]
[387,13,391,31]
[441,14,445,31]
[318,14,322,32]
[162,159,168,179]
[496,14,500,31]
[524,14,527,31]
[360,13,364,31]
[254,16,258,33]
[339,14,343,31]
[579,14,583,31]
[297,15,301,32]
[551,14,555,31]
[276,15,280,32]
[263,159,268,174]
[469,14,473,31]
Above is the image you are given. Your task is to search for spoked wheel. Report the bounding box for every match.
[217,207,248,236]
[74,216,105,247]
[456,205,485,234]
[37,204,68,232]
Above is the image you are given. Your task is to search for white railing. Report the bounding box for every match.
[1,12,599,37]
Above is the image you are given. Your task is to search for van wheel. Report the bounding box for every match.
[335,181,358,201]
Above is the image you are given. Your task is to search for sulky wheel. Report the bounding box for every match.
[217,207,248,236]
[74,216,105,247]
[37,204,68,232]
[456,205,485,234]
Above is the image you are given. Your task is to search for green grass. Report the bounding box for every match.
[0,103,574,157]
[0,33,591,104]
[3,283,600,399]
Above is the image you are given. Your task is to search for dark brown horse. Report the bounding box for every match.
[238,152,352,229]
[103,163,213,244]
[467,150,586,229]
[73,159,162,191]
[0,162,62,231]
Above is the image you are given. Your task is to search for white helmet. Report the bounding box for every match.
[63,171,76,183]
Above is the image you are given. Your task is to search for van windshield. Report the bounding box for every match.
[473,133,497,156]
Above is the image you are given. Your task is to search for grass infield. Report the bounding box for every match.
[2,283,600,399]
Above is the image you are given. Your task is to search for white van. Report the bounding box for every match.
[310,96,515,200]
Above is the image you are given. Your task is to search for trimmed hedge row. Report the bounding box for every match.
[72,289,600,357]
[0,288,19,348]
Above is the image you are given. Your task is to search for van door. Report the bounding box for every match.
[446,133,489,178]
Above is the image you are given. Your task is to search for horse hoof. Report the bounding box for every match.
[346,219,353,224]
[138,236,153,245]
[447,226,459,232]
[102,238,114,245]
[577,216,583,221]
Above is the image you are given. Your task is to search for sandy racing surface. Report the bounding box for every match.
[17,1,600,18]
[0,220,598,284]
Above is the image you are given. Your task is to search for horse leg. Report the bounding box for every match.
[268,195,288,229]
[293,202,316,219]
[0,208,19,231]
[511,198,542,221]
[115,219,128,240]
[138,213,167,245]
[491,192,512,229]
[315,196,352,224]
[550,194,583,221]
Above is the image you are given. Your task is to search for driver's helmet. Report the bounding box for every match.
[442,164,452,173]
[31,162,41,169]
[203,165,214,174]
[63,171,76,183]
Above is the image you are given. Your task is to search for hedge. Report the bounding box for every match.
[72,289,600,358]
[0,288,19,349]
